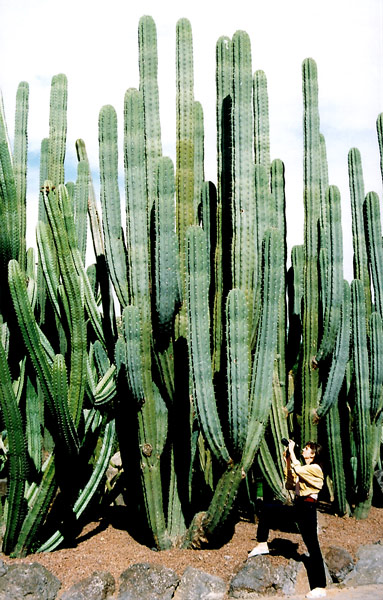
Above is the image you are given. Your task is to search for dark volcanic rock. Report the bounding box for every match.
[343,542,383,586]
[229,554,309,597]
[0,561,61,600]
[60,570,115,599]
[118,562,179,600]
[324,546,355,583]
[173,566,227,599]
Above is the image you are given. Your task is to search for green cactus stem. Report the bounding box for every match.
[253,69,270,173]
[364,191,383,320]
[186,225,231,465]
[316,185,343,363]
[348,148,372,314]
[139,15,162,219]
[0,335,28,554]
[351,279,371,501]
[301,57,321,443]
[8,259,79,457]
[176,18,195,277]
[48,74,67,187]
[226,288,250,457]
[99,104,129,308]
[13,82,29,271]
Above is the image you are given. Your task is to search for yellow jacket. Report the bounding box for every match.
[285,459,324,497]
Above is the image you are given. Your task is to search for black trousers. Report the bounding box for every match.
[256,498,327,590]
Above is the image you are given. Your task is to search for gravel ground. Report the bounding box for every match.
[1,504,382,598]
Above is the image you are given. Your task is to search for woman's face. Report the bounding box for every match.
[302,444,316,464]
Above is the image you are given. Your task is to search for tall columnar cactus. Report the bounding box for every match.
[348,148,372,315]
[13,82,29,271]
[364,191,383,321]
[0,86,27,278]
[0,332,27,555]
[213,35,233,373]
[253,70,270,174]
[231,30,255,300]
[99,105,129,308]
[139,15,162,219]
[301,58,321,443]
[351,279,373,510]
[316,185,343,363]
[176,18,195,276]
[48,74,67,187]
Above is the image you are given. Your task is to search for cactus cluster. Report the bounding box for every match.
[0,15,381,556]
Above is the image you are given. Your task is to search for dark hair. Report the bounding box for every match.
[304,441,323,467]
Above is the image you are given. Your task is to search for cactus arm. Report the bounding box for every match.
[194,100,205,222]
[348,148,371,313]
[271,159,288,409]
[186,225,231,464]
[316,185,343,363]
[74,160,88,264]
[13,82,29,270]
[369,311,383,421]
[36,221,62,319]
[92,364,116,406]
[364,191,383,320]
[268,368,290,479]
[326,402,349,516]
[124,88,150,313]
[138,15,162,217]
[257,437,287,503]
[0,91,19,267]
[176,18,195,279]
[76,139,105,258]
[301,58,321,442]
[76,138,116,346]
[26,378,43,473]
[254,164,270,271]
[351,279,371,499]
[8,259,79,456]
[43,185,87,426]
[214,36,233,371]
[319,134,329,239]
[99,105,129,308]
[122,305,171,549]
[48,74,67,186]
[253,70,270,173]
[0,338,27,555]
[183,463,244,548]
[226,288,249,457]
[317,280,351,418]
[232,30,255,296]
[243,228,283,469]
[154,156,180,339]
[58,186,105,346]
[12,453,57,557]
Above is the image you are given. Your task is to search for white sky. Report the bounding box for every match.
[1,0,382,277]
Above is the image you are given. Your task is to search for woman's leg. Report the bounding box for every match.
[256,501,293,542]
[296,502,326,590]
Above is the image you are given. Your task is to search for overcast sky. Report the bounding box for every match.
[1,0,382,276]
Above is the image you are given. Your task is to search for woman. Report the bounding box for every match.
[248,439,327,599]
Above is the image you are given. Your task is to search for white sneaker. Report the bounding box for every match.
[248,542,269,557]
[305,588,326,598]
